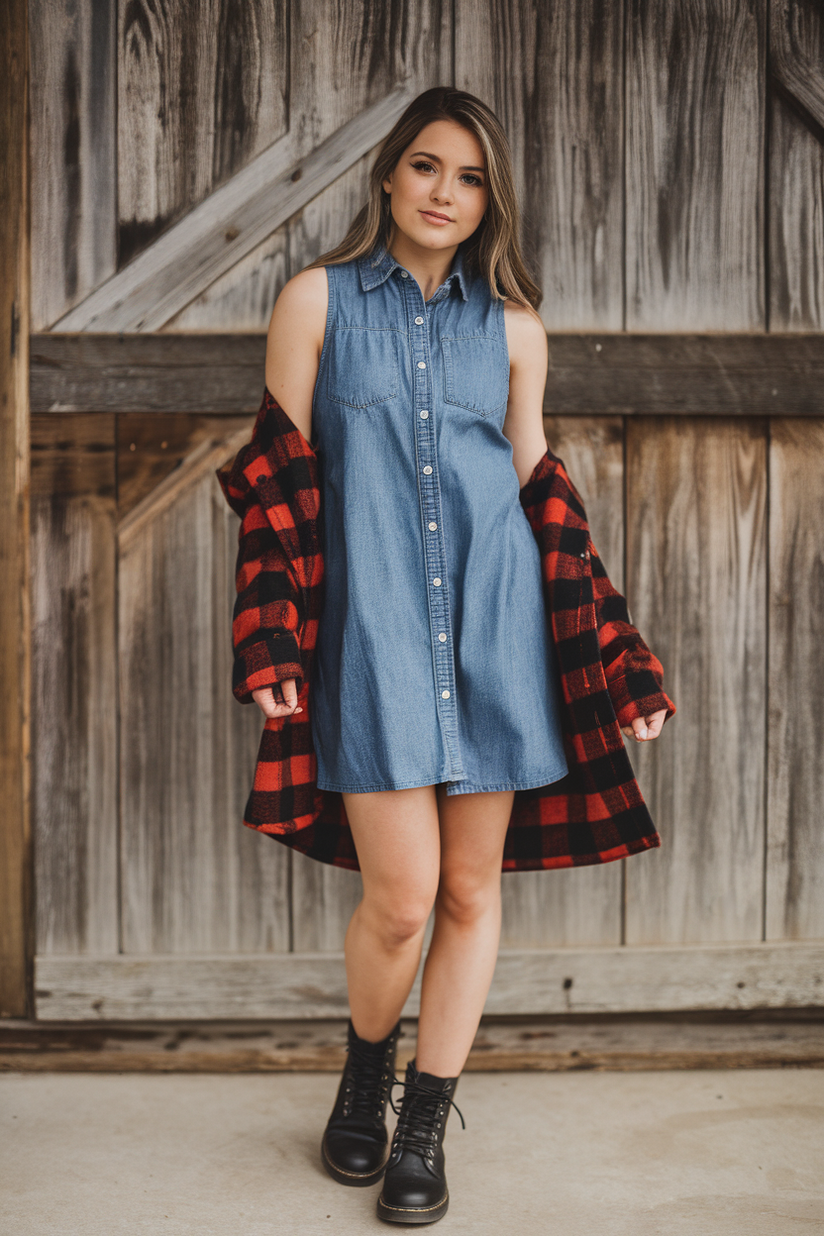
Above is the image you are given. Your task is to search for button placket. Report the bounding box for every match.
[403,273,465,781]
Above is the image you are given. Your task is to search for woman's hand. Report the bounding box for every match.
[252,679,303,719]
[621,708,667,743]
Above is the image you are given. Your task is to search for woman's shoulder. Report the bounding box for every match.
[502,297,546,361]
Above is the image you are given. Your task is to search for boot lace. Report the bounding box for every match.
[341,1035,395,1123]
[387,1074,466,1162]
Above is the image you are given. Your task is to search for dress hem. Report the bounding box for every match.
[316,762,569,796]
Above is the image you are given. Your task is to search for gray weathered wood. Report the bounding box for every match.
[770,0,824,138]
[54,84,416,332]
[769,1,824,330]
[456,0,625,329]
[7,1013,823,1073]
[30,333,824,416]
[33,942,824,1020]
[31,416,119,956]
[626,0,765,330]
[501,417,625,948]
[117,432,291,953]
[172,0,451,331]
[0,0,32,1017]
[29,0,116,330]
[624,418,768,944]
[117,0,289,265]
[766,419,824,941]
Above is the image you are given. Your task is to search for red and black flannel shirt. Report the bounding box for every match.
[216,388,676,872]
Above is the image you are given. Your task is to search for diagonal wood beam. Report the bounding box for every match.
[53,82,415,333]
[770,0,824,143]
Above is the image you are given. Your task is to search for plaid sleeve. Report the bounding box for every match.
[216,452,304,707]
[588,537,676,727]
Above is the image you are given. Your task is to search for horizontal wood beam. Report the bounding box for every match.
[34,942,824,1020]
[31,332,824,416]
[50,83,415,332]
[3,1012,822,1072]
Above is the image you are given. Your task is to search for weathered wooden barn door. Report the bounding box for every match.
[26,0,824,1020]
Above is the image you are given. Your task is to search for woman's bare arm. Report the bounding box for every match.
[264,265,329,446]
[253,266,328,719]
[501,299,550,489]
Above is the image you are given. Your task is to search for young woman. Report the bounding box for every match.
[245,86,669,1225]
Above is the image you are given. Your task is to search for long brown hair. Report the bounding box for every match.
[304,86,541,310]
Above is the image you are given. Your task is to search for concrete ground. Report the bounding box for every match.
[1,1070,822,1235]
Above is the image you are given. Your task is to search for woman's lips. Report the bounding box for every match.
[419,210,452,225]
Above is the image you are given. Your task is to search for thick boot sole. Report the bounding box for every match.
[321,1132,389,1187]
[376,1190,449,1224]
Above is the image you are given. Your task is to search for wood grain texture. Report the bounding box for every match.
[117,433,290,954]
[58,84,416,332]
[33,942,824,1020]
[29,0,116,330]
[626,0,765,329]
[766,419,824,941]
[31,332,824,415]
[117,0,288,264]
[769,2,824,330]
[117,413,251,515]
[770,0,824,137]
[456,0,625,330]
[6,1013,823,1072]
[501,417,625,948]
[31,446,119,956]
[624,418,768,944]
[171,0,451,330]
[0,0,32,1017]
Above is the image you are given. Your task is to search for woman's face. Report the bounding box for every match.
[382,119,489,252]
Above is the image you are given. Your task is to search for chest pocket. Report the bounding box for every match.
[441,333,509,417]
[326,327,403,408]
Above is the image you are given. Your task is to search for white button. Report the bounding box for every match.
[419,410,429,419]
[415,316,424,325]
[400,270,408,278]
[417,361,426,370]
[432,577,442,586]
[438,633,447,642]
[428,522,437,530]
[441,690,450,699]
[423,465,433,475]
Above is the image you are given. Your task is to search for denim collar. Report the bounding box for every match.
[358,240,470,301]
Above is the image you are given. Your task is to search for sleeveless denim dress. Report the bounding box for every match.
[309,239,569,796]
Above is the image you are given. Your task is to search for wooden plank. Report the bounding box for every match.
[770,0,824,139]
[31,333,824,416]
[501,417,625,948]
[626,0,765,330]
[769,3,824,330]
[0,0,32,1017]
[624,418,768,944]
[117,431,291,954]
[29,0,116,330]
[766,420,824,941]
[456,0,625,329]
[4,1012,823,1073]
[53,84,416,332]
[117,413,251,516]
[117,0,289,266]
[30,416,119,956]
[33,941,824,1020]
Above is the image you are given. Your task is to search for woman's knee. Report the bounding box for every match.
[436,865,500,927]
[360,883,436,948]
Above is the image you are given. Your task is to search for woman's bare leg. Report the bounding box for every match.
[342,785,441,1043]
[415,786,514,1077]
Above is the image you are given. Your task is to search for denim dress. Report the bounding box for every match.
[309,239,569,796]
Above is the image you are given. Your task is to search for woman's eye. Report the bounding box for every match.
[411,161,484,188]
[461,174,483,187]
[412,160,435,173]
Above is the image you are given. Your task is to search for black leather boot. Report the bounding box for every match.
[321,1017,402,1186]
[377,1057,465,1225]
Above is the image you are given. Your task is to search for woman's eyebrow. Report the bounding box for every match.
[409,150,485,172]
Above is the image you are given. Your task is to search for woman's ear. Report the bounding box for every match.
[382,172,392,195]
